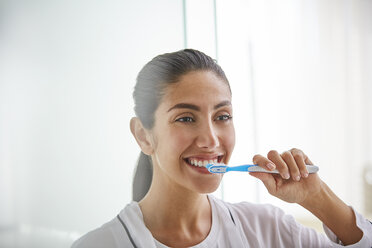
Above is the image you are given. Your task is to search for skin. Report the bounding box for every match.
[130,70,363,247]
[251,149,363,245]
[130,71,235,247]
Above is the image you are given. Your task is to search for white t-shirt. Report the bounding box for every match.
[71,195,372,247]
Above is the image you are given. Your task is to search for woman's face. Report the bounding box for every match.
[148,70,235,193]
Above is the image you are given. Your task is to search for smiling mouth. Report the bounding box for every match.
[184,155,223,168]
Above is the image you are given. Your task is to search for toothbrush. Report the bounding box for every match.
[206,163,319,174]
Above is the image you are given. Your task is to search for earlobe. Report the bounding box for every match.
[130,117,154,155]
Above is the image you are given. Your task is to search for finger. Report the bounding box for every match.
[281,150,300,181]
[304,155,313,165]
[290,148,314,165]
[252,154,276,171]
[249,172,277,193]
[267,150,290,179]
[290,148,309,178]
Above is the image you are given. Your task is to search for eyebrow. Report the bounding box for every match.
[167,100,231,112]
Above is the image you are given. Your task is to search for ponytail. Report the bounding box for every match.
[132,152,153,201]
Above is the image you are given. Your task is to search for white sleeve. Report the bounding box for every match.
[71,227,119,248]
[322,207,372,247]
[70,219,134,248]
[230,202,372,247]
[288,207,372,247]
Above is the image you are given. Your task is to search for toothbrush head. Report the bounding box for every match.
[206,163,228,174]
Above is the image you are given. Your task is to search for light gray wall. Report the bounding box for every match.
[0,0,184,246]
[1,0,372,247]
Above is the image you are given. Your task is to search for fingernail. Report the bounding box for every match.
[283,173,290,179]
[302,172,309,178]
[267,163,276,170]
[295,175,301,181]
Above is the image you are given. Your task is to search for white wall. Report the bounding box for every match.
[1,0,372,247]
[216,0,372,219]
[0,1,184,247]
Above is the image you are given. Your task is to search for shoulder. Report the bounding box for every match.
[71,203,140,248]
[71,218,123,248]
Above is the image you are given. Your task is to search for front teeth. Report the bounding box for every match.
[189,158,218,167]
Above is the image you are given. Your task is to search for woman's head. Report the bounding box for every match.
[131,49,235,200]
[133,49,231,129]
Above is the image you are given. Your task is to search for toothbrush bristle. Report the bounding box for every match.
[206,163,227,174]
[206,163,213,169]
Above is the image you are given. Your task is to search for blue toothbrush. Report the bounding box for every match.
[206,163,319,174]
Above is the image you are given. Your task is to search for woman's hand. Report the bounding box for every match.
[251,148,364,245]
[250,148,323,204]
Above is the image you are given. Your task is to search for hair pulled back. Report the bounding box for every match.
[132,49,230,201]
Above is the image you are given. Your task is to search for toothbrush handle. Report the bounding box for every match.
[226,164,256,172]
[248,164,319,174]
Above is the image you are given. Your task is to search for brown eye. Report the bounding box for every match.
[176,117,195,123]
[216,114,232,121]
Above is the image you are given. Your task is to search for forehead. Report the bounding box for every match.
[160,71,231,106]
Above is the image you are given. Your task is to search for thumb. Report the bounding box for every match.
[249,172,276,192]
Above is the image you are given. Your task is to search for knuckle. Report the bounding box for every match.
[291,147,303,154]
[281,151,292,159]
[293,152,303,161]
[252,154,261,163]
[267,150,278,159]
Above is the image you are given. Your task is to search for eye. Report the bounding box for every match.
[216,114,232,121]
[175,116,195,123]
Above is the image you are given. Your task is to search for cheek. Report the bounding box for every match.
[222,125,235,151]
[169,127,194,151]
[155,126,194,157]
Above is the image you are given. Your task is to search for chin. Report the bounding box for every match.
[198,187,219,194]
[193,177,222,194]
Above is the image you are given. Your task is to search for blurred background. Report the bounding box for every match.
[0,0,371,247]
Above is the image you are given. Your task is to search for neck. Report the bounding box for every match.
[138,169,212,246]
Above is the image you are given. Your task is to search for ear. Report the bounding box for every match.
[130,117,154,155]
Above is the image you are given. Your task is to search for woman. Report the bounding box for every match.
[72,49,372,247]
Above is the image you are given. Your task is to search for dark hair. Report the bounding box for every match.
[132,49,230,201]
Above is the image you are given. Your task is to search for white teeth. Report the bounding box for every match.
[187,158,221,167]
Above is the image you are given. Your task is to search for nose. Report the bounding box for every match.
[195,120,220,149]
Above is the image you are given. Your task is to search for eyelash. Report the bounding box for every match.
[176,116,195,123]
[216,114,233,121]
[175,114,232,123]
